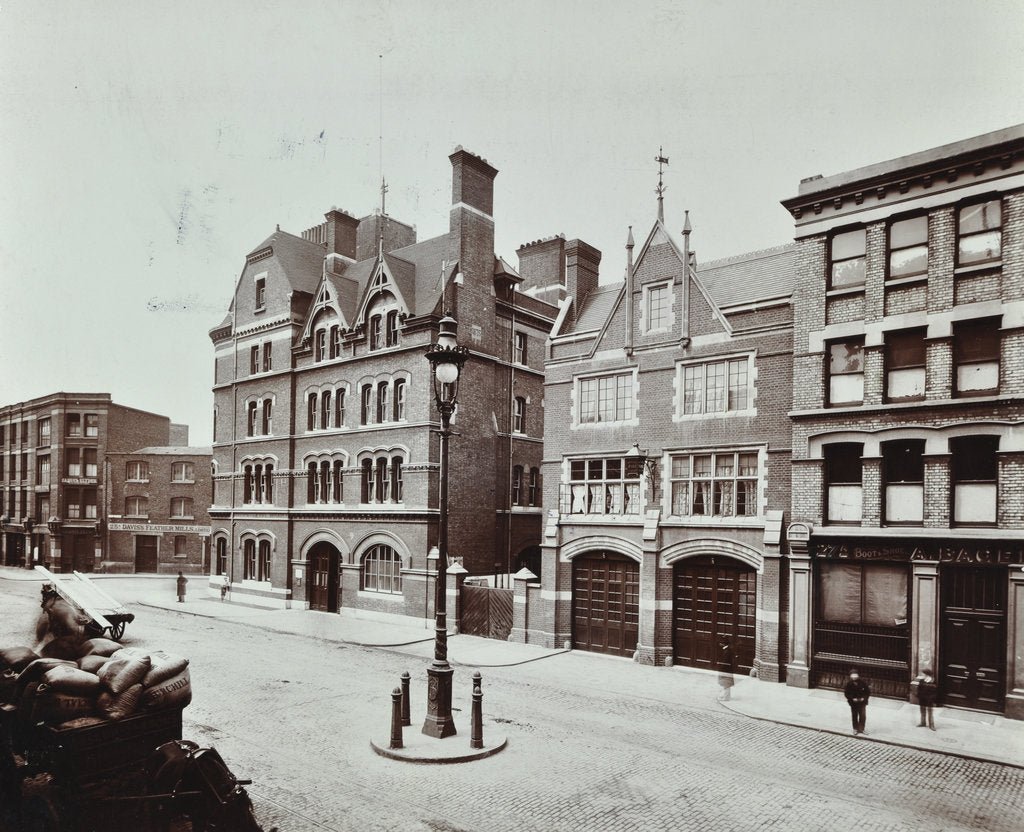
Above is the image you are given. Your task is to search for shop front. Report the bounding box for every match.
[788,525,1024,717]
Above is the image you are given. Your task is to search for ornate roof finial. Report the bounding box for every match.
[655,147,669,222]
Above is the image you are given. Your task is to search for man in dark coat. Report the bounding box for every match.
[176,571,188,603]
[844,668,870,735]
[917,669,938,730]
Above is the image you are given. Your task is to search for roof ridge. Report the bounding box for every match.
[700,243,795,269]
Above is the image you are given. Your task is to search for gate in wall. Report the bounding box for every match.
[460,582,513,640]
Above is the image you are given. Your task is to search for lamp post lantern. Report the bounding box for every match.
[422,315,469,739]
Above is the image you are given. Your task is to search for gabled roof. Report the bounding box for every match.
[573,284,622,333]
[246,229,325,295]
[698,245,795,308]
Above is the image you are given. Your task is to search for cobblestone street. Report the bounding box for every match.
[3,581,1022,831]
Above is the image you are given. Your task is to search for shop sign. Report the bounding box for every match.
[61,477,97,485]
[813,540,1024,565]
[108,522,211,534]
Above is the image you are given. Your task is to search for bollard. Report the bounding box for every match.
[390,687,404,750]
[400,671,411,726]
[473,670,482,695]
[470,682,484,749]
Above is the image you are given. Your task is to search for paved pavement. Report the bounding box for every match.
[6,567,1023,769]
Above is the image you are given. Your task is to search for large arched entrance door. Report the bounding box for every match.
[309,542,340,613]
[674,556,756,674]
[572,551,639,657]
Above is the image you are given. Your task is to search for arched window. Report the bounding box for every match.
[247,401,258,437]
[394,379,406,421]
[253,465,263,505]
[361,459,374,503]
[320,461,331,504]
[307,392,317,431]
[528,467,540,506]
[361,385,373,425]
[386,310,399,347]
[361,544,402,594]
[244,539,257,580]
[243,465,253,503]
[263,464,274,504]
[513,397,526,434]
[262,400,272,435]
[329,325,341,359]
[315,329,327,362]
[335,388,346,427]
[376,458,388,502]
[377,382,391,423]
[321,390,332,429]
[512,465,523,506]
[332,460,344,503]
[258,540,271,581]
[369,315,383,350]
[215,537,227,576]
[391,456,403,502]
[307,462,317,503]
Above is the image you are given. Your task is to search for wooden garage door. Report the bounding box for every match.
[573,553,639,657]
[674,557,756,673]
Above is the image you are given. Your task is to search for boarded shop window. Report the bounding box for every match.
[819,561,908,626]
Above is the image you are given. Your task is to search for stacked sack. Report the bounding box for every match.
[0,640,190,729]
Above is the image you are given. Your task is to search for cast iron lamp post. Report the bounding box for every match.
[422,315,469,738]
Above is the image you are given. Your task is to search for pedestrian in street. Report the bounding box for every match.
[844,668,870,735]
[220,576,230,602]
[176,570,188,603]
[716,638,735,701]
[916,668,937,731]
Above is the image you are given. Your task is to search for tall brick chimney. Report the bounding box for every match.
[565,239,601,323]
[517,235,566,295]
[324,209,359,272]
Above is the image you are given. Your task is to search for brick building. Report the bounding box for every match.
[208,147,561,612]
[512,194,795,682]
[782,124,1024,720]
[105,446,213,574]
[0,393,185,572]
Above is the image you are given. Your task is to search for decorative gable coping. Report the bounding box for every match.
[246,247,273,265]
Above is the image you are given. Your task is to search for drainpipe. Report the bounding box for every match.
[681,211,691,347]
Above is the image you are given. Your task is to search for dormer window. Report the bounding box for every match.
[255,277,266,310]
[369,315,383,350]
[315,330,327,362]
[386,310,399,347]
[330,325,342,359]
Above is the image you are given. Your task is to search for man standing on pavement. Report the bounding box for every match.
[176,570,188,603]
[844,668,870,735]
[916,668,937,731]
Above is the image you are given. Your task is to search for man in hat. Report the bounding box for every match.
[844,668,870,735]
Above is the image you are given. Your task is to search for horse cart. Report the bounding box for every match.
[1,701,270,831]
[34,567,135,642]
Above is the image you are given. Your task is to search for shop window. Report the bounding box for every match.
[258,540,271,581]
[885,328,926,402]
[829,228,866,290]
[953,317,1000,396]
[514,331,527,365]
[361,544,402,594]
[170,497,194,519]
[564,457,640,516]
[887,215,928,280]
[827,338,864,406]
[577,373,635,424]
[670,451,759,518]
[513,397,526,434]
[172,461,195,482]
[528,467,540,507]
[394,379,406,421]
[681,357,751,415]
[883,439,924,525]
[957,198,1001,266]
[512,465,523,506]
[819,561,907,627]
[951,435,998,525]
[824,443,863,524]
[125,496,148,518]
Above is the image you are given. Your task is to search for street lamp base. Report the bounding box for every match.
[422,663,457,739]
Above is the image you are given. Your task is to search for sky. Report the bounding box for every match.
[2,0,1023,447]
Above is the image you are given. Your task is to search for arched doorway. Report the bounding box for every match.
[673,556,756,674]
[309,542,340,613]
[572,551,639,657]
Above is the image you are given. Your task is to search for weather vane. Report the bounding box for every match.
[655,147,669,221]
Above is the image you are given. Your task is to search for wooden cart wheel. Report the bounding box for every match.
[109,621,126,640]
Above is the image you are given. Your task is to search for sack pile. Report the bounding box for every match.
[0,641,190,728]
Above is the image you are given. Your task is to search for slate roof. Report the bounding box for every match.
[246,230,326,296]
[130,446,213,456]
[698,244,795,308]
[573,284,622,333]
